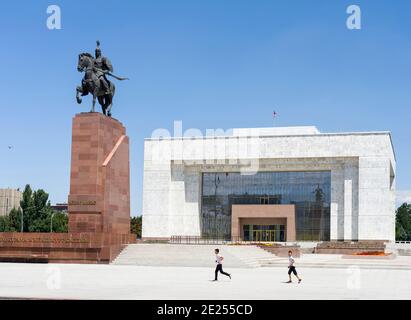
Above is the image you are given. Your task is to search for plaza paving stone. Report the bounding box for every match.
[0,262,410,300]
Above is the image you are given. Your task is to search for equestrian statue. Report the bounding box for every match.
[76,41,129,117]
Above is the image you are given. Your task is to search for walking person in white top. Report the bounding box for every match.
[287,250,302,284]
[213,248,231,281]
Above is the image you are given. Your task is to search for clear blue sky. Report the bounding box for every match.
[1,0,411,215]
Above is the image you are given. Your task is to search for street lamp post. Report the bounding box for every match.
[20,210,23,233]
[50,212,56,233]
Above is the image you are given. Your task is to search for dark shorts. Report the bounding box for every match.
[288,266,297,275]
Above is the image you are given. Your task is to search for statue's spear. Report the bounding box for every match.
[106,72,129,81]
[94,67,129,81]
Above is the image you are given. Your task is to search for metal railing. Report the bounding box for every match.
[170,235,289,245]
[170,236,231,245]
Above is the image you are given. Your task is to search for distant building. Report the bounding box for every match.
[0,188,23,217]
[51,203,68,213]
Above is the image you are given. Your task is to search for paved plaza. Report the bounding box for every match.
[0,255,411,300]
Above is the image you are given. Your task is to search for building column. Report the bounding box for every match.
[342,159,359,241]
[331,164,345,241]
[343,179,353,241]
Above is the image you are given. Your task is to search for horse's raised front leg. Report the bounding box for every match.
[76,86,83,104]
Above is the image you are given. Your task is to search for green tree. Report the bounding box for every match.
[130,216,142,239]
[20,185,36,232]
[5,184,68,233]
[0,215,15,232]
[50,212,68,233]
[396,203,411,241]
[7,208,22,231]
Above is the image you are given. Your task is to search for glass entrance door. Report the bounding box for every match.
[244,225,285,242]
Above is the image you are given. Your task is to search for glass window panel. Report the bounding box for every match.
[201,171,331,241]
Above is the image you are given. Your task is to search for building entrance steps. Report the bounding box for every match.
[112,244,411,270]
[112,244,282,268]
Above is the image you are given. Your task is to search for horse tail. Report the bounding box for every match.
[107,83,115,117]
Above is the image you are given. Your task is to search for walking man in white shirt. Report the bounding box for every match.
[287,250,302,284]
[213,248,231,281]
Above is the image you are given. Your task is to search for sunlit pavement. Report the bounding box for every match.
[0,263,410,300]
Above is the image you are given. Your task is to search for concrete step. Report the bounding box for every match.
[112,244,281,268]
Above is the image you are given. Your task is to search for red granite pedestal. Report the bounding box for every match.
[68,112,131,235]
[0,113,135,264]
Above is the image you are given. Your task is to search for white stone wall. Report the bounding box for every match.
[358,157,396,241]
[142,156,171,238]
[142,131,396,241]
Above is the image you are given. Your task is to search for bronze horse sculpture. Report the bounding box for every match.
[76,49,128,117]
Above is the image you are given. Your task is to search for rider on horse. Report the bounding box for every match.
[94,40,113,95]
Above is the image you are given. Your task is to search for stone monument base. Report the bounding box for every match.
[0,112,135,264]
[0,232,136,263]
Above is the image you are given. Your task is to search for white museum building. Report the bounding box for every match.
[142,126,396,243]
